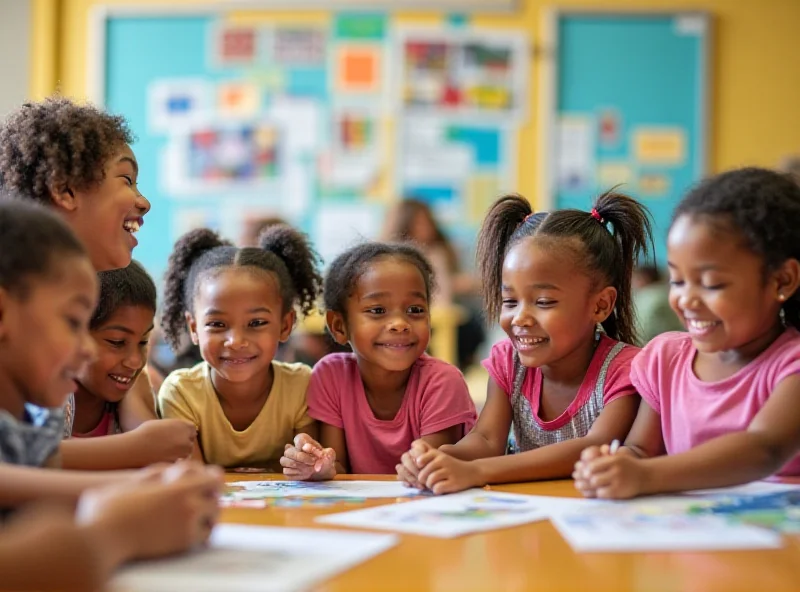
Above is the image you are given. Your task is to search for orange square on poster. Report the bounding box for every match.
[337,46,381,92]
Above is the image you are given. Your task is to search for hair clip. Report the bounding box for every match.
[590,208,605,225]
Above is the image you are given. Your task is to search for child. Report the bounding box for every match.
[157,226,323,470]
[0,96,158,454]
[0,200,220,518]
[398,191,652,494]
[281,242,477,479]
[575,168,800,499]
[60,261,197,470]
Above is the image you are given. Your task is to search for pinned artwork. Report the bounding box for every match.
[217,81,261,119]
[272,27,327,66]
[214,24,259,66]
[187,123,280,184]
[336,45,382,93]
[147,79,211,134]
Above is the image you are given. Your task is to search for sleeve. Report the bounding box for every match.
[291,367,317,432]
[419,363,478,435]
[773,336,800,387]
[480,339,516,395]
[306,358,344,429]
[629,338,667,414]
[601,345,641,406]
[157,374,200,428]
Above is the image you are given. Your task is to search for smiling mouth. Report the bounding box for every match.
[377,343,415,350]
[515,336,548,351]
[123,218,142,234]
[109,373,135,385]
[685,319,721,336]
[221,356,258,365]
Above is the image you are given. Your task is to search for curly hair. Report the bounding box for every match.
[91,260,157,330]
[323,242,436,318]
[0,195,87,298]
[161,225,323,351]
[476,190,653,345]
[673,167,800,330]
[0,97,134,204]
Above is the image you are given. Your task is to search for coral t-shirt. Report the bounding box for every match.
[307,353,477,474]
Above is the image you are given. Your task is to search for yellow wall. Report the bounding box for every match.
[32,0,800,205]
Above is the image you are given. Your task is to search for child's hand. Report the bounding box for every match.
[415,448,482,495]
[573,445,648,499]
[396,439,434,489]
[76,462,223,561]
[281,434,336,481]
[132,419,197,464]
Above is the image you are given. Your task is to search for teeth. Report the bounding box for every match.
[518,337,546,345]
[123,220,140,233]
[110,374,132,384]
[688,320,717,329]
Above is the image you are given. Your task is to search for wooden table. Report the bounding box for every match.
[223,475,800,592]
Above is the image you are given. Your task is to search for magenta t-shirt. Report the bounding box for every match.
[307,353,477,474]
[631,328,800,476]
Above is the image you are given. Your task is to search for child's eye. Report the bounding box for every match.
[407,305,426,315]
[205,321,225,329]
[536,300,556,307]
[502,299,517,308]
[366,307,386,315]
[249,319,268,327]
[105,339,125,348]
[703,283,726,290]
[138,340,150,347]
[66,316,84,331]
[121,175,133,186]
[668,279,684,287]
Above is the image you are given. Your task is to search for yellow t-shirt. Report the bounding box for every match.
[157,361,314,469]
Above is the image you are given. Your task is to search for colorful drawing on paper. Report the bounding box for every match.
[220,495,369,509]
[148,79,210,134]
[336,45,382,93]
[215,25,259,65]
[272,27,327,66]
[337,112,375,152]
[317,490,557,538]
[217,81,261,118]
[187,123,279,182]
[686,489,800,534]
[224,480,429,500]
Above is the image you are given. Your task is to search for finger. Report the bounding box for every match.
[588,470,617,490]
[280,457,302,470]
[599,444,610,456]
[416,458,442,485]
[396,464,422,489]
[283,447,317,466]
[283,468,306,478]
[294,433,323,450]
[414,450,439,468]
[400,453,420,477]
[596,485,628,500]
[580,446,602,462]
[409,440,431,457]
[423,468,450,490]
[432,479,456,495]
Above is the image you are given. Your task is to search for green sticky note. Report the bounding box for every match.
[334,13,387,40]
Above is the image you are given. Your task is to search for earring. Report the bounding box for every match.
[778,293,786,302]
[595,322,603,342]
[779,307,787,326]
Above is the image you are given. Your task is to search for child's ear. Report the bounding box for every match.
[279,310,296,343]
[325,310,349,346]
[184,311,199,346]
[50,185,78,212]
[774,258,800,303]
[592,286,618,324]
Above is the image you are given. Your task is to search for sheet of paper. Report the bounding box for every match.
[556,116,594,192]
[225,479,426,500]
[317,490,580,538]
[112,525,397,592]
[313,204,382,267]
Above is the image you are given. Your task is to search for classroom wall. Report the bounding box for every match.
[32,0,800,205]
[0,0,30,117]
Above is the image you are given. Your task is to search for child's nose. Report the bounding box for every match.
[512,304,535,326]
[387,315,411,332]
[224,330,249,348]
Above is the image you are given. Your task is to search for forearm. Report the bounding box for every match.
[119,372,157,431]
[641,432,788,495]
[0,520,111,592]
[61,433,150,470]
[441,430,505,461]
[0,465,134,508]
[473,437,594,486]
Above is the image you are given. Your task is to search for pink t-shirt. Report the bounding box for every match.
[631,329,800,476]
[482,335,639,431]
[307,353,477,474]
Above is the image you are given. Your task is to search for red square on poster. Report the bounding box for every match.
[220,27,256,63]
[598,109,621,148]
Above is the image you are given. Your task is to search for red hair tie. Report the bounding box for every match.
[590,208,605,224]
[523,213,534,223]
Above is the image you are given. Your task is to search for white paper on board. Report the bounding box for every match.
[111,524,398,592]
[268,97,322,153]
[148,79,212,135]
[313,204,383,267]
[556,116,594,192]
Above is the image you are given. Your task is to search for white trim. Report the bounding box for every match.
[695,13,711,176]
[86,4,109,106]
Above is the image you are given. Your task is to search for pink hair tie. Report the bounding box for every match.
[523,213,534,223]
[590,208,605,224]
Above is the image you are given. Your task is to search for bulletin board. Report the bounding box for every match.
[90,6,529,283]
[540,12,710,267]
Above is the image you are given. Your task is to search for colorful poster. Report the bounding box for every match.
[217,81,261,118]
[334,13,387,40]
[397,28,529,120]
[187,123,279,183]
[147,79,211,134]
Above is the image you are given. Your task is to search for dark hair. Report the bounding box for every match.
[382,198,460,272]
[673,167,800,330]
[0,97,134,204]
[0,195,88,298]
[323,242,436,316]
[91,260,157,330]
[161,224,322,351]
[476,190,653,345]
